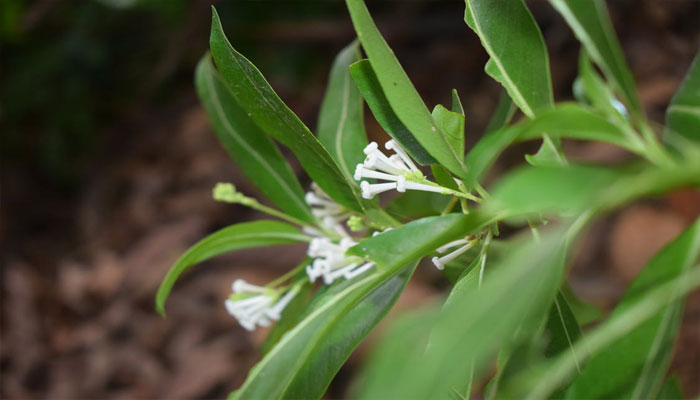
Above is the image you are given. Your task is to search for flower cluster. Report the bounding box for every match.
[303,183,350,238]
[306,237,375,284]
[218,140,479,330]
[224,279,300,331]
[354,140,456,199]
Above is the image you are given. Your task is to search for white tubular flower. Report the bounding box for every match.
[306,183,350,237]
[431,239,476,271]
[225,279,300,331]
[354,140,459,200]
[305,236,375,284]
[360,181,397,199]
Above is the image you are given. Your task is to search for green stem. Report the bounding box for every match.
[441,196,458,216]
[266,261,309,289]
[246,199,314,228]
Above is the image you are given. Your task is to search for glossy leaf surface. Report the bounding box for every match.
[346,0,468,176]
[195,55,313,223]
[465,103,638,186]
[231,263,416,399]
[282,263,417,399]
[548,0,642,116]
[209,8,362,211]
[348,59,435,164]
[317,42,368,181]
[348,213,489,272]
[464,0,553,118]
[432,104,465,158]
[485,164,621,218]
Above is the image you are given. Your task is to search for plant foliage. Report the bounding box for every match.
[156,1,700,398]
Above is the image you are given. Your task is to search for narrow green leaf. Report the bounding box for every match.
[195,55,314,223]
[465,103,640,187]
[483,89,517,134]
[385,190,451,220]
[666,51,700,143]
[548,0,642,116]
[451,89,465,115]
[575,50,629,120]
[464,0,554,118]
[566,218,700,399]
[524,134,567,167]
[545,293,584,360]
[512,261,700,400]
[318,41,368,181]
[348,212,490,272]
[282,263,418,399]
[348,59,436,164]
[155,221,309,315]
[231,262,416,400]
[356,228,568,400]
[486,164,622,219]
[431,164,459,191]
[541,293,584,398]
[432,104,465,158]
[346,0,468,177]
[209,8,362,211]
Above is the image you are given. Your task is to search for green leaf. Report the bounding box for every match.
[451,88,465,115]
[385,190,451,220]
[282,263,417,399]
[209,8,362,211]
[430,164,459,191]
[432,104,465,158]
[346,0,468,177]
[355,228,568,399]
[465,103,640,187]
[260,265,312,354]
[486,164,622,219]
[544,293,584,360]
[548,0,642,117]
[464,0,554,118]
[512,256,700,399]
[155,221,309,315]
[348,213,490,272]
[317,41,368,181]
[230,263,417,400]
[540,293,584,398]
[575,50,629,121]
[348,59,436,164]
[487,160,699,221]
[195,55,314,223]
[524,134,567,167]
[565,218,700,399]
[483,89,517,134]
[666,51,700,143]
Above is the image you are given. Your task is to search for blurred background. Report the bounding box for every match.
[1,0,699,398]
